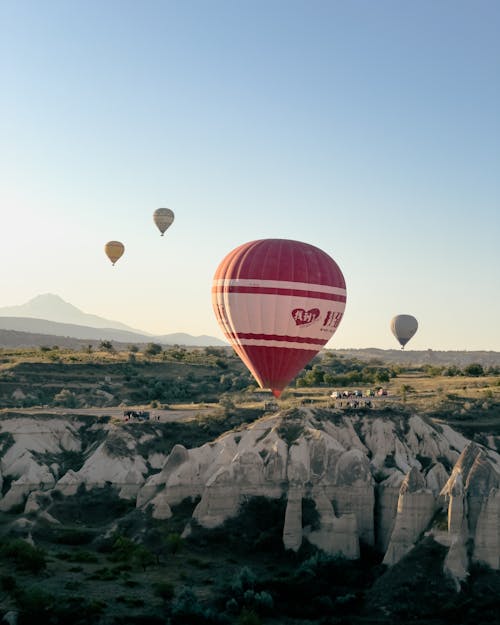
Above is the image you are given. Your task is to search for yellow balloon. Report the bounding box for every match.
[153,208,174,236]
[105,241,125,266]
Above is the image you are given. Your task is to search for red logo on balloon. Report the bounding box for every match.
[292,308,320,326]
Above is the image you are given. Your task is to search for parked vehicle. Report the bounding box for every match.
[264,401,279,411]
[123,410,150,420]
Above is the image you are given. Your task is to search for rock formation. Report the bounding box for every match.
[0,407,499,583]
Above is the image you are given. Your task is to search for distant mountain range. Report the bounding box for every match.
[0,295,498,363]
[0,294,148,333]
[0,294,226,347]
[335,348,500,368]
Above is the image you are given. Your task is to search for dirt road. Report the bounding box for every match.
[0,405,212,423]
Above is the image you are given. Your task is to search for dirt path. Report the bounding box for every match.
[0,405,212,423]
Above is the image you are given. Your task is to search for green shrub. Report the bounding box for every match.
[166,532,183,554]
[278,421,304,446]
[122,579,141,588]
[65,549,98,563]
[116,595,145,607]
[464,363,484,377]
[1,539,46,573]
[384,453,396,468]
[15,586,54,620]
[55,529,96,545]
[302,498,321,531]
[87,566,115,581]
[0,574,17,593]
[238,608,261,625]
[231,567,257,595]
[64,580,81,590]
[153,581,175,601]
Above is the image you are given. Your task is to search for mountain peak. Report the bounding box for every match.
[0,294,138,332]
[28,293,78,309]
[0,294,226,346]
[29,293,67,303]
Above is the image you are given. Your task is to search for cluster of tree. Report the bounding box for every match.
[0,345,254,408]
[423,363,499,377]
[3,490,500,625]
[295,354,397,388]
[125,370,252,404]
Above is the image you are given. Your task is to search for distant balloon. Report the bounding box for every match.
[212,239,347,398]
[153,208,174,236]
[104,241,125,266]
[390,314,418,349]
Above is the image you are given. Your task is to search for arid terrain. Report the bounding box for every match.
[0,346,499,625]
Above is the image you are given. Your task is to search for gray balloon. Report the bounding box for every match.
[153,208,174,236]
[390,314,418,349]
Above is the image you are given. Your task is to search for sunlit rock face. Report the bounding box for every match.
[132,409,474,566]
[383,467,436,565]
[440,442,500,584]
[474,488,500,569]
[0,418,80,511]
[1,408,499,580]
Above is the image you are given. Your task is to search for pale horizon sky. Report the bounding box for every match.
[1,1,499,351]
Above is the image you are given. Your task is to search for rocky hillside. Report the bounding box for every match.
[1,406,499,589]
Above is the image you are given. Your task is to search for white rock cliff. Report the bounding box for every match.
[1,407,499,582]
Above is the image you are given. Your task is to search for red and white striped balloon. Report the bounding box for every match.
[212,239,347,397]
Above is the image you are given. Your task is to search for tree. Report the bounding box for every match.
[375,370,390,383]
[168,346,187,361]
[1,539,46,573]
[166,532,183,555]
[53,389,78,408]
[99,340,114,352]
[219,394,235,414]
[310,365,325,385]
[204,346,225,357]
[134,545,156,571]
[464,363,484,377]
[144,342,162,357]
[400,384,413,403]
[110,535,137,563]
[154,581,175,601]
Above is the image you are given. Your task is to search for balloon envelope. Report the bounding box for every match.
[390,314,418,348]
[212,239,347,397]
[153,208,174,236]
[104,241,125,266]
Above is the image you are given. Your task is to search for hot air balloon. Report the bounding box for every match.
[153,208,174,236]
[390,314,418,349]
[104,241,125,266]
[212,239,347,397]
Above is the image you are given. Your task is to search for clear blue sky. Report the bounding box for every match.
[1,0,499,350]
